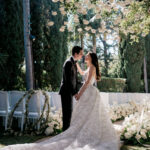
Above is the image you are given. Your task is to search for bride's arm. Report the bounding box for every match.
[76,62,85,75]
[75,66,94,100]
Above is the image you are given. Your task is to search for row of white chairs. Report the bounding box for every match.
[1,90,150,131]
[0,91,61,131]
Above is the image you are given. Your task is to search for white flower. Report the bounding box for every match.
[140,130,147,139]
[61,10,66,15]
[48,122,54,128]
[45,126,54,135]
[59,26,65,32]
[85,33,89,37]
[78,28,82,32]
[91,29,96,33]
[83,19,89,25]
[47,21,54,26]
[135,133,141,140]
[52,0,59,2]
[110,0,114,3]
[52,11,57,16]
[98,28,102,32]
[51,106,56,111]
[74,15,78,19]
[64,21,68,25]
[66,0,71,3]
[88,4,95,9]
[85,26,91,31]
[74,18,79,23]
[141,32,147,37]
[96,6,101,13]
[67,26,73,32]
[84,0,89,4]
[95,14,101,19]
[74,3,80,7]
[81,9,87,15]
[124,132,132,139]
[59,7,64,11]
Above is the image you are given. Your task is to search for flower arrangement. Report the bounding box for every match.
[120,100,150,146]
[109,100,139,122]
[5,90,50,136]
[45,107,62,136]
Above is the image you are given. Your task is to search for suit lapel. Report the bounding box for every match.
[70,56,75,64]
[70,56,77,73]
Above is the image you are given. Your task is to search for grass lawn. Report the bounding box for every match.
[121,145,149,150]
[0,135,46,148]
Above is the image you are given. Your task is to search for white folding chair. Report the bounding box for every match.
[50,92,61,110]
[9,91,25,131]
[109,93,118,105]
[48,92,53,107]
[28,92,42,130]
[0,91,9,130]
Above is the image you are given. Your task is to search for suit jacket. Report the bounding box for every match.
[59,56,78,96]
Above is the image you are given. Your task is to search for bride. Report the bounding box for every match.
[1,52,119,150]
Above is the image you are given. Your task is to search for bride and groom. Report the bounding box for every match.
[1,46,119,150]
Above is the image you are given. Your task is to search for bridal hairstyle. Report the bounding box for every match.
[72,46,82,55]
[89,52,101,81]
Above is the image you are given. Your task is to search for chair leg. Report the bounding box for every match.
[37,121,40,130]
[5,116,8,130]
[21,116,24,131]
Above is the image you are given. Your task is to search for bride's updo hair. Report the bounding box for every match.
[89,52,101,81]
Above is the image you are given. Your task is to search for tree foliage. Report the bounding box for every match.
[31,0,68,90]
[0,0,24,90]
[118,34,145,92]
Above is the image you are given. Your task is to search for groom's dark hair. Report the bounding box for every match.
[72,46,82,56]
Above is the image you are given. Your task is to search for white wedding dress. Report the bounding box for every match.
[1,71,119,150]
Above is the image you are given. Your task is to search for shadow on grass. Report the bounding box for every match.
[121,145,148,150]
[0,135,45,148]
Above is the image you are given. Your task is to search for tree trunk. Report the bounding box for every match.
[92,34,97,86]
[23,0,34,90]
[103,39,108,76]
[92,34,96,53]
[81,34,84,49]
[144,56,148,93]
[80,34,85,81]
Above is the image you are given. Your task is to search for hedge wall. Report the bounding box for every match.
[97,77,127,92]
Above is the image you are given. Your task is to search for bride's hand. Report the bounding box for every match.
[75,93,81,101]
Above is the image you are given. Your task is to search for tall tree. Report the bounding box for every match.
[118,34,145,92]
[30,0,46,89]
[31,0,68,90]
[0,0,24,90]
[143,34,150,92]
[44,0,68,91]
[145,34,150,79]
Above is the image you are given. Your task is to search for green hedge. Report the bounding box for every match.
[97,77,127,92]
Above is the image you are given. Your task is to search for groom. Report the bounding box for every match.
[59,46,83,131]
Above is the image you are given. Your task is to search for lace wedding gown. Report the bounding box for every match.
[1,72,119,150]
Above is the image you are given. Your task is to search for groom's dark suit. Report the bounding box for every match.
[59,56,78,131]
